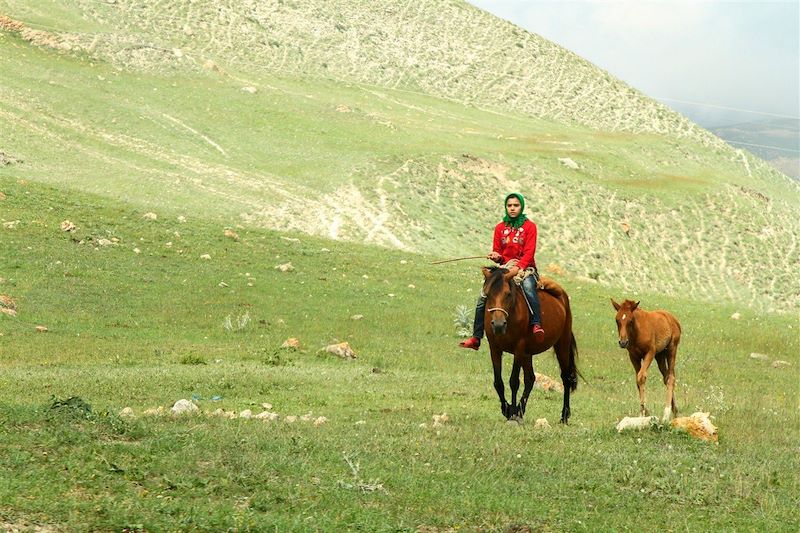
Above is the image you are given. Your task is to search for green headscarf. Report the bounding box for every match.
[502,192,528,229]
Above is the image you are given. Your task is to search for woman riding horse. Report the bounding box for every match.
[459,192,544,350]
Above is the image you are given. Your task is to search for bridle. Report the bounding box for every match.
[487,307,509,317]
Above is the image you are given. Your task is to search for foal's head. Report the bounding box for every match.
[611,299,640,349]
[482,267,518,334]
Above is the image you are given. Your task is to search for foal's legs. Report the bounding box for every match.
[660,341,679,420]
[656,352,677,421]
[631,351,655,416]
[491,347,511,418]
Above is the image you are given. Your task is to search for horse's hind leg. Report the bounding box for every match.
[491,347,511,419]
[554,337,573,424]
[519,356,535,418]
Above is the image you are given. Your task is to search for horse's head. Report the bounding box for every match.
[482,267,518,335]
[611,298,640,349]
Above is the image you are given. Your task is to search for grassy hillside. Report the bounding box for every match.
[1,11,798,313]
[1,176,798,531]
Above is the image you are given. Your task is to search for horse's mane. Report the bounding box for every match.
[485,267,510,294]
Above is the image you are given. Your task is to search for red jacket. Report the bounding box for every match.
[492,219,537,270]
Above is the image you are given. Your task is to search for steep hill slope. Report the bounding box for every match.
[0,0,798,313]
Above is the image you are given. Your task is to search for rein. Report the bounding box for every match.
[487,307,509,317]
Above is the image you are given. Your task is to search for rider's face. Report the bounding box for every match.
[506,198,522,218]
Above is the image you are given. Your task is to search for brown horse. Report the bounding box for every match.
[482,267,579,423]
[611,299,681,421]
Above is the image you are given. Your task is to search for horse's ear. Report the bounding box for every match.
[611,299,621,311]
[482,267,492,279]
[633,301,640,310]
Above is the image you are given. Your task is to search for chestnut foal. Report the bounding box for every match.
[612,299,681,422]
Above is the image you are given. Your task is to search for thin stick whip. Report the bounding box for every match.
[430,255,487,265]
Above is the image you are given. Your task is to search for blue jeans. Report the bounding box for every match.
[472,275,542,339]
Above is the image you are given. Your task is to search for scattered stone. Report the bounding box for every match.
[534,418,550,430]
[218,281,228,287]
[558,157,580,170]
[239,409,253,419]
[224,229,239,241]
[141,212,157,221]
[209,408,237,419]
[200,254,211,260]
[275,262,294,272]
[670,412,718,443]
[0,151,22,165]
[749,352,769,361]
[170,399,199,415]
[616,416,658,432]
[730,312,741,320]
[261,402,273,410]
[143,406,166,416]
[177,215,187,223]
[534,372,564,393]
[285,415,298,423]
[35,325,48,333]
[336,104,352,113]
[183,25,194,36]
[96,238,112,247]
[255,411,280,421]
[313,416,328,426]
[133,248,141,254]
[0,294,16,317]
[772,360,791,368]
[350,314,364,320]
[172,48,183,58]
[300,412,314,422]
[119,407,135,418]
[203,59,219,71]
[242,86,257,94]
[60,220,76,232]
[281,337,300,349]
[324,341,357,359]
[432,413,449,427]
[2,220,20,229]
[0,191,5,200]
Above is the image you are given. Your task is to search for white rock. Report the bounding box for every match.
[119,407,135,418]
[558,157,580,170]
[200,254,211,260]
[255,411,279,421]
[239,409,252,419]
[275,262,294,272]
[534,418,550,430]
[616,416,658,432]
[242,86,258,94]
[171,399,199,415]
[142,212,158,221]
[749,352,769,361]
[730,312,741,320]
[313,416,328,426]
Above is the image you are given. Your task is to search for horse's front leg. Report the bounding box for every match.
[509,360,521,418]
[491,347,510,418]
[519,355,535,419]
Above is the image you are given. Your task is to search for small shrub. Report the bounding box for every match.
[454,304,471,337]
[223,312,251,332]
[180,354,207,365]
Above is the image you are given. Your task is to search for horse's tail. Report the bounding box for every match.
[563,294,582,392]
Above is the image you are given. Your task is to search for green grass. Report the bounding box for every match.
[1,177,798,532]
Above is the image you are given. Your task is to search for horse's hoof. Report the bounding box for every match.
[507,416,523,425]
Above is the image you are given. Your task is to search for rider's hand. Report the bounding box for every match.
[488,251,502,262]
[508,266,520,276]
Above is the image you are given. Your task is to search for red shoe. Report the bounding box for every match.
[532,324,545,342]
[459,337,481,350]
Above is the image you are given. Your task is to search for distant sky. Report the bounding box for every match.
[467,0,800,127]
